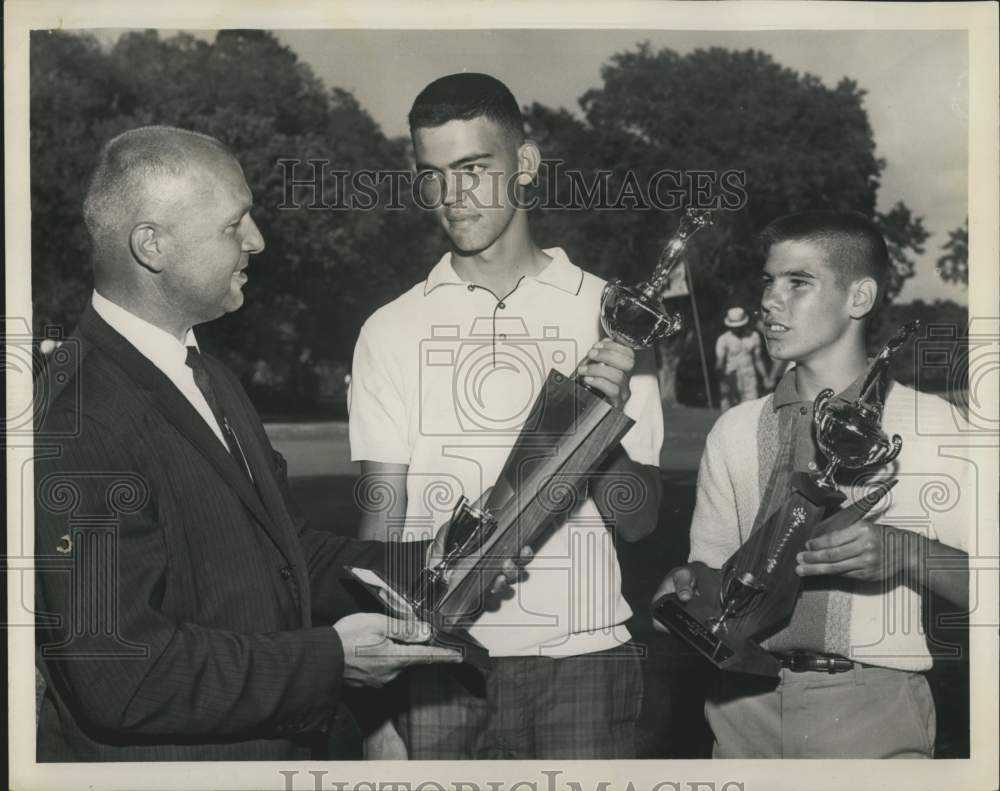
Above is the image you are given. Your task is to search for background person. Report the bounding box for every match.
[714,305,768,409]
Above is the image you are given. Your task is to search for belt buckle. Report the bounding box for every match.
[787,651,812,672]
[829,656,853,674]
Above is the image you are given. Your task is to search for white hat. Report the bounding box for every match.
[724,306,749,328]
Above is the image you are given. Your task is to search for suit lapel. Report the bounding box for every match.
[77,307,289,557]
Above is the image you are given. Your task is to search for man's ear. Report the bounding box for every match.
[129,223,166,273]
[515,140,541,186]
[848,277,878,319]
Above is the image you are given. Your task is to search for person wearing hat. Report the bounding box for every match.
[715,306,768,409]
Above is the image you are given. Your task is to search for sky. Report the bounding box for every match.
[278,29,968,305]
[94,27,970,304]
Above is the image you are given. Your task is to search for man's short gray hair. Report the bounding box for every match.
[82,125,230,247]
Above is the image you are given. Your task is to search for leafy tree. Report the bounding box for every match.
[877,201,929,299]
[30,30,439,416]
[525,44,928,404]
[29,31,126,330]
[31,35,939,411]
[937,218,968,286]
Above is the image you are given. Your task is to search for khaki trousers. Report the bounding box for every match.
[705,664,936,758]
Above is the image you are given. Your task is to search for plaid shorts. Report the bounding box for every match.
[397,647,643,759]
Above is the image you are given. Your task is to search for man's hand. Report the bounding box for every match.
[651,563,705,633]
[796,520,909,582]
[332,613,462,688]
[576,339,635,409]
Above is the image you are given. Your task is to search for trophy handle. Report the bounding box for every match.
[662,311,683,337]
[812,388,835,427]
[811,388,841,489]
[867,433,903,467]
[598,281,617,339]
[599,279,614,304]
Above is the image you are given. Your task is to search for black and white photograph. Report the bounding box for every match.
[5,2,998,790]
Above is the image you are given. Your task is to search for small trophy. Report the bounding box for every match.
[653,321,921,676]
[349,209,715,668]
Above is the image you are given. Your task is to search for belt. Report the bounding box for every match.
[771,650,856,674]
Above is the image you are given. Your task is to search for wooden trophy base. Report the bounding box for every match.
[653,561,782,675]
[347,368,635,673]
[432,368,635,624]
[653,475,896,676]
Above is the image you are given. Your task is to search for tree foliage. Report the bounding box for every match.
[525,44,929,404]
[936,218,969,286]
[30,30,440,416]
[31,35,936,411]
[877,201,930,298]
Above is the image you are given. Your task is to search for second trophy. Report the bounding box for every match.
[653,321,921,675]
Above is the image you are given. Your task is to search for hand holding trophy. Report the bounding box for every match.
[653,321,921,676]
[349,209,715,669]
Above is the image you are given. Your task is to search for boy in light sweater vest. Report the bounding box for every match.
[654,210,970,758]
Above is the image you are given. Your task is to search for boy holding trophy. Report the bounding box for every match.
[654,210,971,758]
[349,73,665,759]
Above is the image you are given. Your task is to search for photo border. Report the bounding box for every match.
[6,2,998,790]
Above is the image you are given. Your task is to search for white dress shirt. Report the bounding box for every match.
[91,290,229,449]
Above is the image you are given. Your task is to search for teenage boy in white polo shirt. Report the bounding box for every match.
[349,73,664,759]
[654,210,971,758]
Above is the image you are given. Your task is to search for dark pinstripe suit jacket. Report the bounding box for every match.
[34,306,424,761]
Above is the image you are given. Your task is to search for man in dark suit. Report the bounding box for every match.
[33,126,524,761]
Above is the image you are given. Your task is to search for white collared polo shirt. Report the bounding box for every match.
[349,247,664,656]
